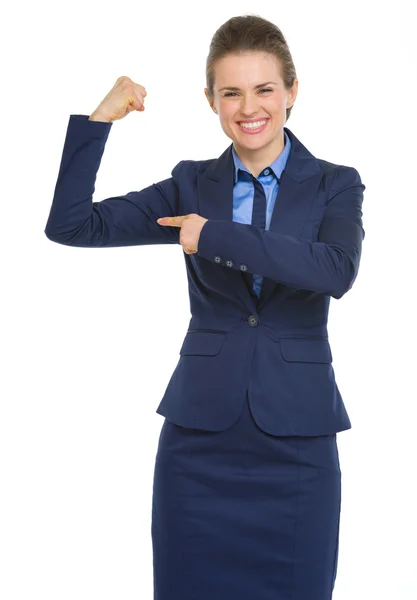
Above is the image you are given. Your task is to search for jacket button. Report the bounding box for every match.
[239,264,248,271]
[225,259,234,267]
[214,256,222,263]
[248,314,259,327]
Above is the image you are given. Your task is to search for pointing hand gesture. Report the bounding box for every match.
[157,214,208,254]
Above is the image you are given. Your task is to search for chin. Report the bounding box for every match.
[234,134,273,149]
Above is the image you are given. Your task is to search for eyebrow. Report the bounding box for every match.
[218,81,277,92]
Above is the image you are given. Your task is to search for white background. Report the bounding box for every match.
[1,0,416,598]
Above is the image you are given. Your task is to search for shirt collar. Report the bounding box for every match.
[232,129,291,184]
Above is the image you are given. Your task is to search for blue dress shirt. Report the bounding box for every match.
[231,130,292,297]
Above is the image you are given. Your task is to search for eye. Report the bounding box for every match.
[224,88,273,97]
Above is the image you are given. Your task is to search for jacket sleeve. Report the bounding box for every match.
[196,165,366,299]
[44,114,182,247]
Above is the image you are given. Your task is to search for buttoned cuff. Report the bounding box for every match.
[196,219,250,274]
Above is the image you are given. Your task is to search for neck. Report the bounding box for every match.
[233,130,285,178]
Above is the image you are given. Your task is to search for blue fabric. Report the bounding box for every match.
[44,116,366,598]
[231,132,291,297]
[44,115,366,436]
[152,392,341,600]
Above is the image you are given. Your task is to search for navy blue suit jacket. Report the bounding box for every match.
[45,115,366,436]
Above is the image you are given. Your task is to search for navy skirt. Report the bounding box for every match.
[151,393,341,600]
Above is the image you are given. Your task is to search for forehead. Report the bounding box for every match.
[214,51,283,87]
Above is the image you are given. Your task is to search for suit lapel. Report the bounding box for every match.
[196,127,324,311]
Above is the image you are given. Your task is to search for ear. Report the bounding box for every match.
[204,88,217,113]
[287,79,299,108]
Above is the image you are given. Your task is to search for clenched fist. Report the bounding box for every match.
[89,75,147,123]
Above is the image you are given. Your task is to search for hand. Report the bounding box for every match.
[156,214,208,254]
[89,75,147,123]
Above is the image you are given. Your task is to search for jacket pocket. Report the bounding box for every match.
[274,337,339,427]
[279,338,333,363]
[180,331,227,356]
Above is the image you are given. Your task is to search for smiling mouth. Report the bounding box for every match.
[237,119,269,133]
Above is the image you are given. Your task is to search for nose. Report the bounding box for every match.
[240,94,260,117]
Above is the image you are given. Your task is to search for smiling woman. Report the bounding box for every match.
[204,18,298,177]
[150,13,359,600]
[44,11,364,600]
[205,50,297,174]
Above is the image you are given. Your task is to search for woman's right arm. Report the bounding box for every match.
[44,77,181,247]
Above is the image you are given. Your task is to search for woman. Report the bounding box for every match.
[45,14,365,600]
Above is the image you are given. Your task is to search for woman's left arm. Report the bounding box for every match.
[196,166,365,300]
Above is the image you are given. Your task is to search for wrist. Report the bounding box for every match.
[88,111,112,123]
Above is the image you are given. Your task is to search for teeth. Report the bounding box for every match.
[239,120,267,129]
